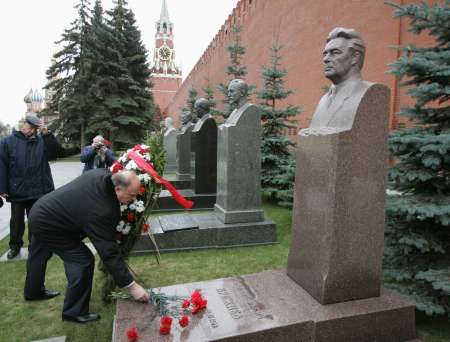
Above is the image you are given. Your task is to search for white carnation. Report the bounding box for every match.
[135,200,145,213]
[122,224,131,235]
[120,204,128,212]
[125,160,138,170]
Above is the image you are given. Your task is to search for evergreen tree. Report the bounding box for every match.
[182,86,198,117]
[384,1,450,317]
[202,80,217,115]
[257,44,300,200]
[43,0,92,148]
[216,25,250,118]
[84,0,112,141]
[103,0,154,148]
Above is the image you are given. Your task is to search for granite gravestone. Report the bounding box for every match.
[214,79,264,224]
[192,98,218,194]
[163,117,177,172]
[176,110,194,181]
[286,28,390,304]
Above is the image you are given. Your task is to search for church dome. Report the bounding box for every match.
[24,89,33,104]
[31,89,44,103]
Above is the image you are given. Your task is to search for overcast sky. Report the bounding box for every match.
[0,0,238,126]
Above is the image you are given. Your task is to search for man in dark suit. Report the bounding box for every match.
[24,169,150,323]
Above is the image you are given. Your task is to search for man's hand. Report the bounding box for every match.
[39,126,49,135]
[129,282,150,303]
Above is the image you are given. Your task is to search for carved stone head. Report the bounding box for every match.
[181,110,192,125]
[164,117,174,129]
[194,98,210,119]
[227,79,248,107]
[323,28,366,85]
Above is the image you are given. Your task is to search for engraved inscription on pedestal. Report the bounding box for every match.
[158,214,199,232]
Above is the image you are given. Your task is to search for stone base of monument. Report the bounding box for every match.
[131,212,277,253]
[164,174,193,190]
[112,269,417,342]
[154,189,216,212]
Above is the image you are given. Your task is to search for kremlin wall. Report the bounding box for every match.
[164,0,436,134]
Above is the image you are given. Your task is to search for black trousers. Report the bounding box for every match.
[24,235,95,317]
[9,199,36,250]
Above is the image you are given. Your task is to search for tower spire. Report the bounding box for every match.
[160,0,170,23]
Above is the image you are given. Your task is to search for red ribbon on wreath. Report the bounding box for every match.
[127,148,194,209]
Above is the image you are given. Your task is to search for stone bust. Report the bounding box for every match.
[302,27,374,136]
[164,117,176,136]
[179,110,193,133]
[225,79,251,126]
[193,98,212,131]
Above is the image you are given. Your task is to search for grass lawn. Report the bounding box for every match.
[0,204,448,341]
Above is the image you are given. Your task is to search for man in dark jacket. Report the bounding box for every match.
[80,135,115,173]
[0,114,61,259]
[24,169,150,323]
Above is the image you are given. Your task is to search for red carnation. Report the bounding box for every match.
[115,232,123,241]
[179,315,189,328]
[182,299,190,309]
[139,186,146,194]
[126,326,139,342]
[159,315,172,335]
[127,212,135,222]
[190,290,207,314]
[141,223,149,233]
[111,161,123,174]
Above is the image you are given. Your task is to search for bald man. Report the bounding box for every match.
[24,169,149,323]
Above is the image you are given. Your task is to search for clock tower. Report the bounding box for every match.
[151,0,182,119]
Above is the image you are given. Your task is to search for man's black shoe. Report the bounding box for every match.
[62,313,100,324]
[25,290,60,301]
[6,248,20,259]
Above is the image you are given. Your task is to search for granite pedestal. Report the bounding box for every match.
[131,212,277,253]
[214,102,264,224]
[287,84,390,304]
[113,270,417,342]
[164,128,178,172]
[176,123,194,182]
[154,189,216,212]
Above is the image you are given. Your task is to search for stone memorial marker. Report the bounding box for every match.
[159,214,198,232]
[163,117,177,172]
[192,98,218,194]
[176,110,194,182]
[286,27,390,304]
[214,79,264,224]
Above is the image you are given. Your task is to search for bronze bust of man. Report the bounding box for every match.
[303,28,374,135]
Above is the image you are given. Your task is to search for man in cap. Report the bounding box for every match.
[0,114,61,259]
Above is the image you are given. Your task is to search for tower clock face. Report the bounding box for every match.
[159,47,171,60]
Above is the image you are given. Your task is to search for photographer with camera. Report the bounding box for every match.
[80,135,115,173]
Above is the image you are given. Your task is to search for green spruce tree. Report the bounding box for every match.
[202,79,217,115]
[384,1,450,318]
[44,0,92,148]
[257,44,300,201]
[182,86,198,117]
[103,0,154,148]
[216,25,250,118]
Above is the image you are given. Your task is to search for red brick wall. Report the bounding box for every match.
[165,0,439,132]
[151,76,182,117]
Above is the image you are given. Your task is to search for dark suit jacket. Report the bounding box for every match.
[29,169,133,288]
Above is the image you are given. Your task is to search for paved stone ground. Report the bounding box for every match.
[0,161,81,245]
